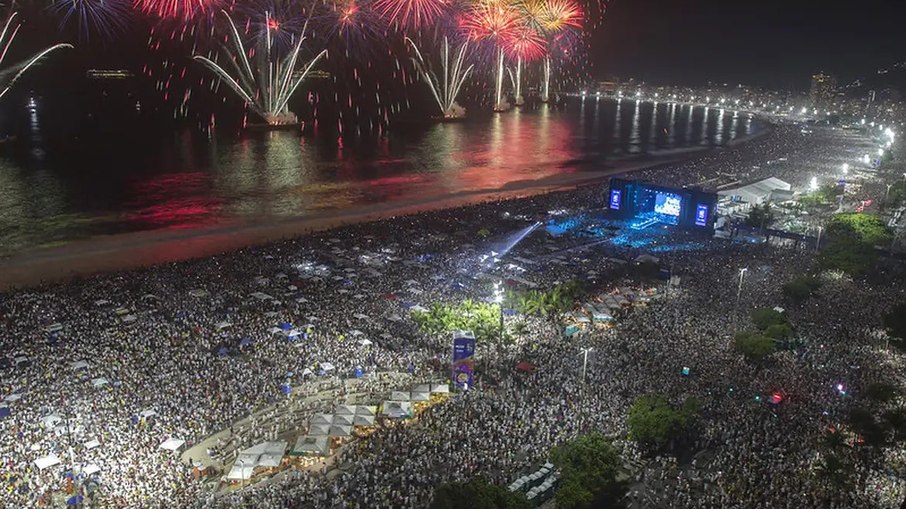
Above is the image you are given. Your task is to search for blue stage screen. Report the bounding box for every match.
[695,204,709,226]
[609,189,622,210]
[654,192,682,216]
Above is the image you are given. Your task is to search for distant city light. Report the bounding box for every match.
[809,176,818,191]
[842,163,849,174]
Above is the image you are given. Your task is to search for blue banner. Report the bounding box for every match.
[452,332,476,390]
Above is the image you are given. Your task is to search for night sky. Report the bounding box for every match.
[594,0,906,90]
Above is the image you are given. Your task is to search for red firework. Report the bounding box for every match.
[373,0,448,31]
[136,0,215,19]
[460,0,519,43]
[504,25,546,61]
[541,0,582,32]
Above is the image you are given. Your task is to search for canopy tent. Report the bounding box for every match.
[381,401,414,419]
[410,391,430,402]
[83,439,100,450]
[430,384,450,394]
[70,361,90,371]
[390,391,410,401]
[140,409,158,418]
[333,414,354,426]
[319,362,335,372]
[358,339,373,347]
[290,436,329,456]
[159,438,186,451]
[91,378,109,388]
[215,322,232,331]
[83,464,101,476]
[308,424,330,436]
[335,405,357,416]
[356,405,377,416]
[34,454,61,470]
[412,384,431,394]
[353,414,376,427]
[226,461,256,481]
[310,414,333,426]
[328,425,352,437]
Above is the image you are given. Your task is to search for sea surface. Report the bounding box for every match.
[0,98,758,258]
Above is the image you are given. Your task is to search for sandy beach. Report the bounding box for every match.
[0,136,759,291]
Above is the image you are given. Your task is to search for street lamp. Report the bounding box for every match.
[579,347,593,383]
[815,226,823,252]
[494,282,504,341]
[887,184,893,202]
[736,268,748,308]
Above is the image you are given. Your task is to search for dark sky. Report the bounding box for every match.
[593,0,906,90]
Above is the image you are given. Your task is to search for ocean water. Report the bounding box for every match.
[0,98,756,257]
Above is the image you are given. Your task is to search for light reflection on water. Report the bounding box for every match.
[0,99,757,257]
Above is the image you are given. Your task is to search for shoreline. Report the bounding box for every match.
[0,128,770,291]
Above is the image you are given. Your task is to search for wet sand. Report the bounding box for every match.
[0,141,749,291]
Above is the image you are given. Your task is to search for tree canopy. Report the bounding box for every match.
[782,276,822,305]
[883,302,906,352]
[734,331,777,362]
[627,395,699,451]
[751,308,787,330]
[744,203,775,229]
[818,213,891,275]
[430,478,530,509]
[550,433,626,509]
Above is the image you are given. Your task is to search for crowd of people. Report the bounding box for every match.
[1,122,904,508]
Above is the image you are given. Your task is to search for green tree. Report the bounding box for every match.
[627,395,698,451]
[750,308,786,330]
[865,382,899,404]
[745,203,775,229]
[782,276,822,305]
[848,407,886,446]
[884,303,906,353]
[818,213,891,275]
[733,332,777,363]
[815,454,853,491]
[764,323,793,340]
[551,433,626,509]
[430,478,529,509]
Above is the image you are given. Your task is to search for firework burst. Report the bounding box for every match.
[460,0,519,110]
[193,9,327,125]
[407,35,473,118]
[374,0,448,31]
[136,0,218,21]
[0,12,73,100]
[50,0,133,41]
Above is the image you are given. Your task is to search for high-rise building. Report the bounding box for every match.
[809,72,837,110]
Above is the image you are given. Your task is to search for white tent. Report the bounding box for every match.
[333,414,354,426]
[430,384,450,394]
[140,409,158,418]
[320,362,335,372]
[335,405,357,416]
[410,391,430,402]
[390,391,410,401]
[226,461,256,481]
[91,378,109,388]
[215,322,232,331]
[357,339,373,347]
[310,414,333,426]
[381,401,413,419]
[328,425,352,437]
[70,360,90,371]
[83,464,101,476]
[34,454,60,470]
[122,315,138,324]
[355,406,377,416]
[349,329,365,336]
[353,414,376,427]
[188,289,209,298]
[410,305,429,313]
[291,436,329,456]
[412,384,431,393]
[159,438,186,451]
[4,394,22,403]
[308,424,330,436]
[84,439,100,450]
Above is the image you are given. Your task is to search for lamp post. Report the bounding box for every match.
[494,282,504,343]
[815,226,823,252]
[886,184,893,203]
[736,267,748,308]
[579,347,592,384]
